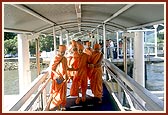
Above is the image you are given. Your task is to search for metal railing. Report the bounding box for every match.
[9,70,50,111]
[103,59,164,111]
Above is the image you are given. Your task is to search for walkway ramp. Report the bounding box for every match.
[64,83,120,111]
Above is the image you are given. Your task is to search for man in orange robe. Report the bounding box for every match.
[66,40,78,80]
[49,45,68,111]
[69,43,89,104]
[89,44,103,103]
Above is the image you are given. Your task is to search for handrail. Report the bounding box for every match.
[103,59,164,111]
[104,65,148,111]
[9,71,49,111]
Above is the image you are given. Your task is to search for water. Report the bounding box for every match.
[3,63,164,95]
[145,62,164,91]
[4,69,39,95]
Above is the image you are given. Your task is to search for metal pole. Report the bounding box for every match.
[53,26,57,54]
[103,24,107,59]
[123,36,127,75]
[36,38,40,76]
[123,36,127,106]
[97,28,99,44]
[116,32,119,59]
[103,23,108,80]
[60,30,63,45]
[153,25,158,57]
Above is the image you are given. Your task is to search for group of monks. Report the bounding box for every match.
[48,40,103,111]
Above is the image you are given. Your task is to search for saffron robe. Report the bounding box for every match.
[89,51,103,98]
[49,55,68,109]
[70,52,89,97]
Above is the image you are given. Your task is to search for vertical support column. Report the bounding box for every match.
[35,38,40,76]
[129,37,133,59]
[116,32,119,59]
[123,36,127,75]
[103,24,107,59]
[134,31,145,87]
[60,30,63,45]
[154,25,158,57]
[133,31,145,109]
[103,23,109,80]
[53,26,57,54]
[97,28,99,44]
[17,34,31,94]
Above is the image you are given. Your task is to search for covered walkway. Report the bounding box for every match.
[3,3,165,112]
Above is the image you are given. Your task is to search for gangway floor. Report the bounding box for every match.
[64,83,120,111]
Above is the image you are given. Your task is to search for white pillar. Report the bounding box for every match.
[60,30,63,45]
[17,34,31,94]
[97,28,99,44]
[154,25,158,57]
[116,32,119,59]
[123,36,127,75]
[103,24,108,80]
[129,37,133,59]
[53,26,57,54]
[103,24,107,59]
[134,31,145,87]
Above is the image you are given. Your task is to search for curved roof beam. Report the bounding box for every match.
[49,25,115,36]
[35,20,126,34]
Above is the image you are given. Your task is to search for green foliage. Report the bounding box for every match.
[4,32,17,40]
[29,40,36,56]
[4,36,18,55]
[157,32,164,43]
[39,36,54,52]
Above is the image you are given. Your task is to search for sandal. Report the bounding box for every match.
[75,97,81,104]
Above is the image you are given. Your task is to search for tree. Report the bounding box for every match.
[39,36,54,52]
[4,36,18,55]
[4,32,17,40]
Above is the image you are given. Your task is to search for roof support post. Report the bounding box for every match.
[35,38,40,76]
[53,26,57,54]
[129,37,133,59]
[59,30,63,45]
[103,23,109,81]
[153,25,158,57]
[17,34,31,95]
[103,23,107,59]
[133,31,145,87]
[116,32,120,59]
[133,31,145,109]
[97,28,99,44]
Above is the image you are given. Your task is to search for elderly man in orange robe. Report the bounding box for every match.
[69,43,89,104]
[48,45,68,111]
[66,40,78,81]
[89,43,103,103]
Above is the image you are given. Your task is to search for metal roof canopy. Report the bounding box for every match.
[3,2,165,39]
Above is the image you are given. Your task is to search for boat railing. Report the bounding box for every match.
[103,59,164,111]
[9,69,51,111]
